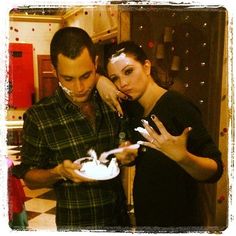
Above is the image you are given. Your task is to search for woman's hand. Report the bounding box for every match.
[136,115,219,181]
[55,160,96,183]
[137,115,192,163]
[96,74,128,117]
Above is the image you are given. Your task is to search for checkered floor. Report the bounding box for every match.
[8,145,135,231]
[8,145,57,231]
[22,184,57,230]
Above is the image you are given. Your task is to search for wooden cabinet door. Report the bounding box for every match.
[38,55,58,99]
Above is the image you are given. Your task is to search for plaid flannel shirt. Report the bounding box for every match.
[15,87,129,229]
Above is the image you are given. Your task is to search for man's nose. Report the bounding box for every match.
[74,79,83,92]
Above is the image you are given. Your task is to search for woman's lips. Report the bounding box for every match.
[121,89,132,95]
[121,90,133,100]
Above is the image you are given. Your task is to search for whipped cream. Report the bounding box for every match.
[80,157,119,179]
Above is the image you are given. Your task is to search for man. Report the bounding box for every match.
[13,27,129,231]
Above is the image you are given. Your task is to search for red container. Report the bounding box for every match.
[8,43,35,108]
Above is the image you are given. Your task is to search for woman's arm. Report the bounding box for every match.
[96,74,127,117]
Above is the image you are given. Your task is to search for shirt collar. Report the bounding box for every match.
[55,87,100,112]
[54,87,72,110]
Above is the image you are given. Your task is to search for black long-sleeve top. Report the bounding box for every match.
[123,90,223,229]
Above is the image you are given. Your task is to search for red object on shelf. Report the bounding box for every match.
[217,195,225,204]
[8,43,35,108]
[223,128,228,133]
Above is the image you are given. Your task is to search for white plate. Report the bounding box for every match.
[74,157,120,180]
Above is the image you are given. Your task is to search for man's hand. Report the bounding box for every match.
[54,160,96,183]
[115,141,138,166]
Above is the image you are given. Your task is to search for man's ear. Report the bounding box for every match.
[52,68,57,78]
[52,68,60,84]
[144,60,152,75]
[95,56,99,70]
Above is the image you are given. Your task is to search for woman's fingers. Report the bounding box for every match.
[104,89,127,117]
[137,140,160,150]
[182,127,192,136]
[136,116,192,162]
[112,90,130,117]
[116,90,128,100]
[139,116,170,150]
[96,75,126,116]
[110,94,124,117]
[150,114,169,137]
[135,125,159,147]
[141,119,160,142]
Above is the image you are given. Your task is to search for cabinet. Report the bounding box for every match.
[8,43,35,108]
[38,55,58,99]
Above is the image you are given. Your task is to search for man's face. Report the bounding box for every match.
[56,48,97,105]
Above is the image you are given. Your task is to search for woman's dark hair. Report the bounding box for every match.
[104,41,148,69]
[50,27,96,69]
[104,41,161,85]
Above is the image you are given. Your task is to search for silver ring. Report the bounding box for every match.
[60,175,67,181]
[116,90,120,96]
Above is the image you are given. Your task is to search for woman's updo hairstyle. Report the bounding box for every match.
[104,41,148,70]
[104,40,162,86]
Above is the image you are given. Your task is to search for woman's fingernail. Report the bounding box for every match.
[141,119,149,125]
[127,95,132,100]
[118,112,123,118]
[151,114,156,120]
[137,141,144,145]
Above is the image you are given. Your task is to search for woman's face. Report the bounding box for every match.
[107,53,151,101]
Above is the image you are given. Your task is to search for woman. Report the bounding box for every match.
[97,41,223,229]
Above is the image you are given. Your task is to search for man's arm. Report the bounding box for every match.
[23,166,63,189]
[23,160,94,189]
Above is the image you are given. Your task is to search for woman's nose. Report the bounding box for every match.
[119,77,128,88]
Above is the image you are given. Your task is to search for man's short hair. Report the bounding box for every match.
[50,27,96,69]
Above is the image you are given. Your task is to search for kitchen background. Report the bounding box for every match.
[6,4,229,232]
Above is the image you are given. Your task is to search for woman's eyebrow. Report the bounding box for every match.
[109,64,133,77]
[121,64,133,72]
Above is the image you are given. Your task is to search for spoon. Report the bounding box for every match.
[99,143,140,163]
